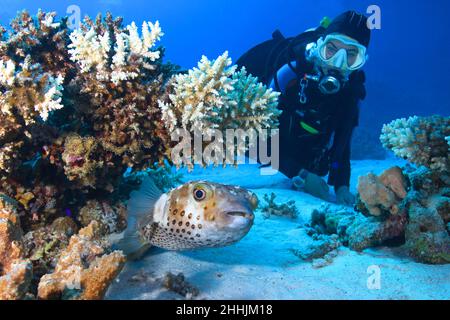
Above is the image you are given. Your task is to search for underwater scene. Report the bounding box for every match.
[0,0,448,302]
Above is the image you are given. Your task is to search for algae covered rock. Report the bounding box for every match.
[37,221,126,300]
[356,166,408,217]
[0,195,33,299]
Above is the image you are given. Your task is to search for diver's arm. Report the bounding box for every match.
[327,102,359,189]
[270,61,298,93]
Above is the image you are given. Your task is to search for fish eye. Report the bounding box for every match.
[193,187,206,201]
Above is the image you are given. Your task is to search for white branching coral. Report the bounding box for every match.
[68,20,163,84]
[68,28,111,80]
[160,51,237,133]
[159,52,281,133]
[0,59,16,86]
[380,115,450,171]
[226,67,281,130]
[0,57,64,124]
[34,74,64,121]
[127,21,163,60]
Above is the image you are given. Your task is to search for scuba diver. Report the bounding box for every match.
[237,11,371,205]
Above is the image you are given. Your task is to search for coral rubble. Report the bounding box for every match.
[163,272,199,299]
[260,192,299,219]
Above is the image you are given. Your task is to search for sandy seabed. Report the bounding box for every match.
[106,159,450,300]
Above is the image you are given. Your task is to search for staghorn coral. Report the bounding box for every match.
[160,52,280,134]
[0,56,64,124]
[67,13,174,170]
[37,221,126,300]
[381,115,450,171]
[0,10,73,77]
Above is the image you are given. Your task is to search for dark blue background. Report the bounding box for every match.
[1,0,449,127]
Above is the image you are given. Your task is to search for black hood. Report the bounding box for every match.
[325,11,371,48]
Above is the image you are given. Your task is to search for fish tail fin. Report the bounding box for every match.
[112,175,163,258]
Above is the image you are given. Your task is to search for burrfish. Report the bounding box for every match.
[115,177,257,257]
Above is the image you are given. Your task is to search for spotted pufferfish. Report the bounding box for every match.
[114,177,258,257]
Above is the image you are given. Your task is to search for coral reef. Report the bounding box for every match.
[260,192,299,219]
[0,10,281,299]
[316,164,449,264]
[78,200,126,235]
[37,221,126,300]
[381,115,450,171]
[310,204,407,252]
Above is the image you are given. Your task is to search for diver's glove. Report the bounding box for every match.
[293,169,330,201]
[335,186,356,206]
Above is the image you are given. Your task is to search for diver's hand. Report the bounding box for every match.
[335,186,356,206]
[295,170,330,201]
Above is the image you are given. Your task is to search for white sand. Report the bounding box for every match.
[106,159,450,300]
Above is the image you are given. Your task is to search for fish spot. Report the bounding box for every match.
[180,210,185,216]
[166,222,170,226]
[196,234,201,237]
[185,222,190,227]
[196,215,200,220]
[187,231,191,235]
[176,229,180,233]
[173,209,178,215]
[188,213,193,219]
[198,224,202,229]
[178,221,182,227]
[191,225,195,229]
[172,219,176,225]
[181,229,185,233]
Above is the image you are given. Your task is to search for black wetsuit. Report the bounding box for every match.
[272,44,366,189]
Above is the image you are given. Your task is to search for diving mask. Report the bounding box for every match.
[316,34,368,71]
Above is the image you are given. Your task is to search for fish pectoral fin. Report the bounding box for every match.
[114,231,150,260]
[127,175,163,222]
